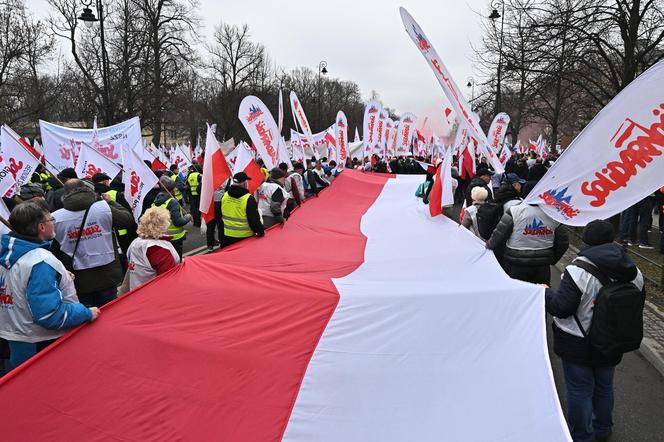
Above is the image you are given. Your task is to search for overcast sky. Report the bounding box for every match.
[32,0,491,136]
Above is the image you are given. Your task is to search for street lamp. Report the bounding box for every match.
[318,60,328,130]
[490,0,505,115]
[466,77,476,103]
[78,0,113,126]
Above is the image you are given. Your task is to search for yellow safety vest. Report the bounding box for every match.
[188,172,201,196]
[170,175,183,202]
[152,197,186,241]
[103,190,128,236]
[221,193,253,238]
[40,172,52,191]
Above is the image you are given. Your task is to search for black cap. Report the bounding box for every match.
[58,167,77,180]
[582,220,614,246]
[477,167,494,177]
[233,172,251,183]
[91,172,111,183]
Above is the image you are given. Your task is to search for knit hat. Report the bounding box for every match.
[270,167,286,180]
[582,220,614,246]
[158,175,176,191]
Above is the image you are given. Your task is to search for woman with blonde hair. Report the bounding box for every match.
[461,186,489,240]
[124,207,180,291]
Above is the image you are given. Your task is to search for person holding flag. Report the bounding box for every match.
[186,164,202,228]
[152,176,191,258]
[220,172,264,248]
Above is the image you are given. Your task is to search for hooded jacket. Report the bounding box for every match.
[545,242,645,366]
[46,176,65,212]
[0,233,91,342]
[52,186,134,295]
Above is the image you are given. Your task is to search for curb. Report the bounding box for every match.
[640,338,664,378]
[556,246,664,378]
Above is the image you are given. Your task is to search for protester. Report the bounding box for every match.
[465,166,493,206]
[220,172,264,247]
[169,164,186,205]
[304,161,329,197]
[545,220,645,442]
[19,183,46,203]
[461,186,489,239]
[125,207,180,291]
[257,167,290,228]
[152,176,192,258]
[630,195,655,249]
[486,201,569,284]
[187,164,202,228]
[206,181,227,252]
[0,202,100,370]
[51,179,134,307]
[46,167,77,211]
[92,172,137,268]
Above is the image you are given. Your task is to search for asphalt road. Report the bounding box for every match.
[548,265,664,441]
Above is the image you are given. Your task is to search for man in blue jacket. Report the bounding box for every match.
[545,220,644,442]
[0,201,99,370]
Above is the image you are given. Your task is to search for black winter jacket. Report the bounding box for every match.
[545,243,642,366]
[486,205,569,267]
[465,176,492,206]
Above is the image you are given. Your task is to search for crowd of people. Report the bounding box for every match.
[0,146,656,442]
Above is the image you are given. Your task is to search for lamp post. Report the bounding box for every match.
[78,0,113,126]
[317,60,328,130]
[466,77,476,103]
[490,0,505,115]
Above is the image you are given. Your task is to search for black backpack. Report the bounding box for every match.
[476,201,503,240]
[572,259,645,357]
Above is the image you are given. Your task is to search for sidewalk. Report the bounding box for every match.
[556,246,664,378]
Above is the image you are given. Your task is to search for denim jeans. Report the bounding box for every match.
[619,206,634,241]
[562,360,615,442]
[7,340,55,371]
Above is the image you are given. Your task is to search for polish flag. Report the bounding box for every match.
[200,124,232,224]
[0,170,570,442]
[428,147,454,217]
[233,142,265,195]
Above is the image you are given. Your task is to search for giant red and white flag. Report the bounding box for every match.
[524,60,664,225]
[123,146,159,221]
[239,96,281,169]
[400,8,503,173]
[233,142,265,195]
[0,170,570,441]
[0,125,41,186]
[334,111,348,170]
[74,143,122,180]
[290,91,318,160]
[200,125,232,224]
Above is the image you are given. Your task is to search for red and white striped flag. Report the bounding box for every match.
[200,124,232,223]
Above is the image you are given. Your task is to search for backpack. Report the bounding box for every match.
[572,259,645,357]
[476,201,503,240]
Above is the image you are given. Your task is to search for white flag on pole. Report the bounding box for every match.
[524,59,664,225]
[123,146,159,221]
[239,96,281,169]
[74,143,122,180]
[1,125,41,186]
